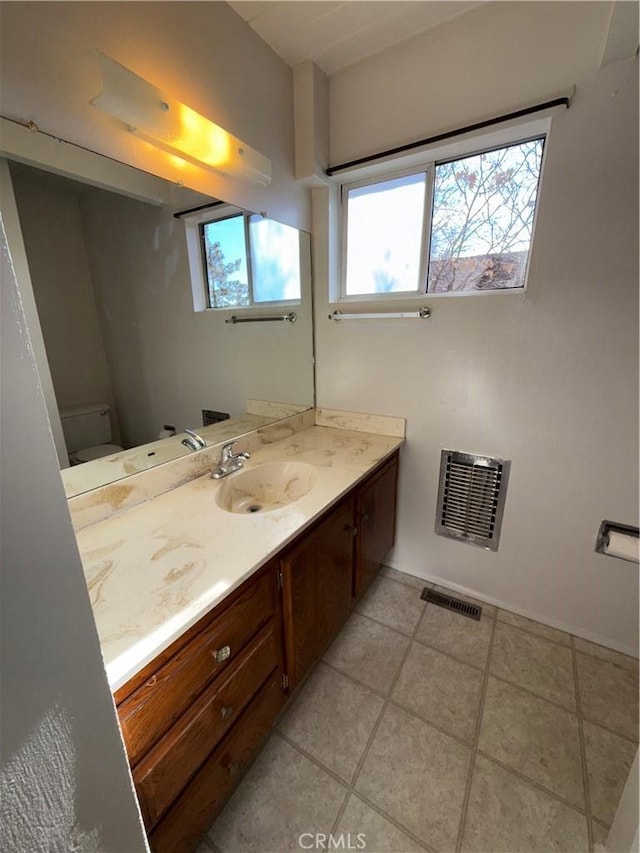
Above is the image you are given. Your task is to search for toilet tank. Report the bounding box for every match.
[59,403,113,453]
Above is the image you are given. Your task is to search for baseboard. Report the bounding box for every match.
[385,561,639,660]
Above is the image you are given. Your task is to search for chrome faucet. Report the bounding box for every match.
[211,441,250,479]
[181,428,207,452]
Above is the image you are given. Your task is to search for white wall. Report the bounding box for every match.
[78,188,314,447]
[329,2,612,164]
[0,1,310,232]
[607,749,639,852]
[10,167,115,412]
[315,3,639,653]
[0,160,69,467]
[0,221,148,852]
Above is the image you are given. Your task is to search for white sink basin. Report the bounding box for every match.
[215,461,316,514]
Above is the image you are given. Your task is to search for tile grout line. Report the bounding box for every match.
[210,574,634,852]
[322,656,480,753]
[277,730,351,791]
[317,669,599,822]
[323,642,609,816]
[454,609,498,853]
[379,568,433,593]
[280,727,436,853]
[353,606,420,640]
[352,790,436,853]
[473,669,636,747]
[321,659,395,703]
[277,729,365,849]
[341,598,636,747]
[487,670,578,716]
[568,715,638,746]
[388,572,639,667]
[475,750,590,816]
[411,629,494,673]
[328,625,416,835]
[329,597,430,842]
[355,603,493,673]
[571,634,595,852]
[496,617,572,648]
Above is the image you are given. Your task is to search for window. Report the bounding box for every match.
[202,215,250,308]
[342,137,545,298]
[345,173,427,295]
[201,212,301,309]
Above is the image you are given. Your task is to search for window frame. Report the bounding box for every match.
[199,211,253,308]
[184,203,303,313]
[338,132,547,303]
[340,164,436,302]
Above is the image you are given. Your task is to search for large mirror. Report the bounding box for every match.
[5,158,314,497]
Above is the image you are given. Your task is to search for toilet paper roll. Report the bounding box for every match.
[158,428,176,439]
[606,531,639,563]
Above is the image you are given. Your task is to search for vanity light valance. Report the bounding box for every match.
[91,52,272,186]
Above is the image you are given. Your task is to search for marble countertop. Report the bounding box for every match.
[76,424,403,692]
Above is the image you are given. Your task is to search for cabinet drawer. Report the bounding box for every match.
[134,621,279,829]
[149,675,284,853]
[118,569,274,766]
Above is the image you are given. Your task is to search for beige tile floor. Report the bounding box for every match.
[199,569,639,853]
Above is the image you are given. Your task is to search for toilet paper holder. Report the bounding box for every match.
[595,520,639,564]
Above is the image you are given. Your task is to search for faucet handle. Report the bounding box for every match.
[221,440,237,460]
[184,428,206,448]
[222,440,250,459]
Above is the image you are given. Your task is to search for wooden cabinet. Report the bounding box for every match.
[279,451,399,690]
[115,560,285,852]
[116,450,400,853]
[281,496,355,690]
[354,453,399,600]
[134,622,280,828]
[116,569,276,767]
[150,675,284,853]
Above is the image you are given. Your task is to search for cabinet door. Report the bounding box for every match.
[354,454,399,600]
[281,497,354,689]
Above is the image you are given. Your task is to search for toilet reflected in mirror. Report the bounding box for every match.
[59,402,123,465]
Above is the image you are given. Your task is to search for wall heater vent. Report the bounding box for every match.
[435,450,510,551]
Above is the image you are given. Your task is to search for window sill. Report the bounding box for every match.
[329,287,526,311]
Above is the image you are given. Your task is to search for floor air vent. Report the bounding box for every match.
[435,450,510,551]
[421,588,482,620]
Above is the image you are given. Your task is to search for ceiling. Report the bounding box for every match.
[227,1,485,75]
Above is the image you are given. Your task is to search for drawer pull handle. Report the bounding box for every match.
[345,524,358,537]
[220,705,234,722]
[227,761,240,776]
[213,646,231,663]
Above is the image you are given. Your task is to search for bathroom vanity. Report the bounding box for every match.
[73,412,402,852]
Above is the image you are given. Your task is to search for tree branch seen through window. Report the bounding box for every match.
[342,137,545,297]
[428,138,544,292]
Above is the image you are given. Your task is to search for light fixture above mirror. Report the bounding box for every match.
[90,53,272,187]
